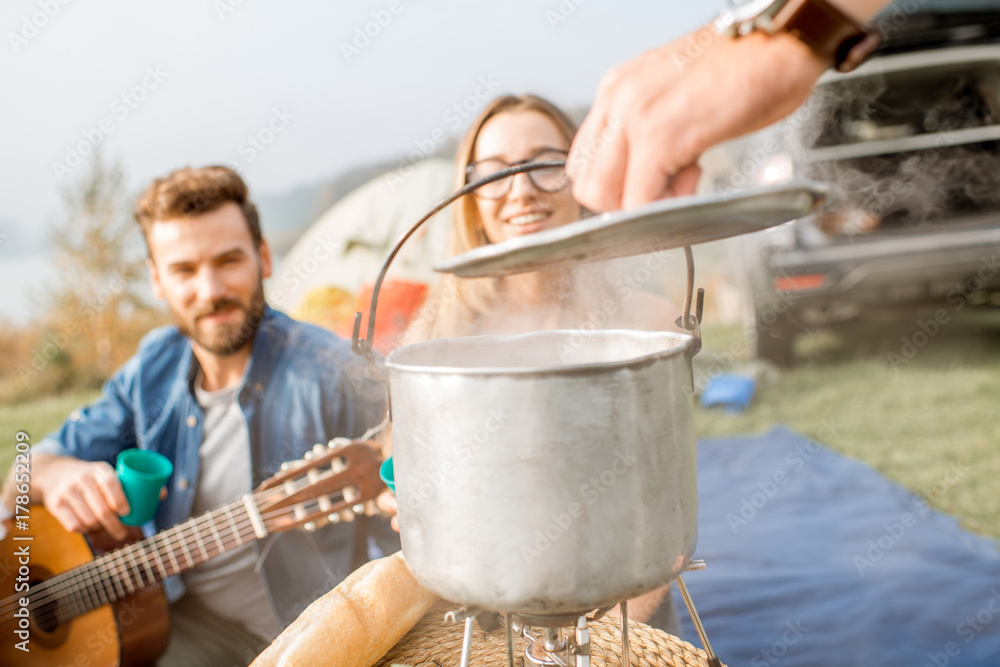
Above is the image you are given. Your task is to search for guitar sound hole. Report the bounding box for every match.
[22,568,72,649]
[33,601,60,634]
[29,575,61,636]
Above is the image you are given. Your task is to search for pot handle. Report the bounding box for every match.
[675,245,704,359]
[351,160,568,377]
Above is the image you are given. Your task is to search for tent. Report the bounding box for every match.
[269,158,455,315]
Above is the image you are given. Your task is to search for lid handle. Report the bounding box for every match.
[674,246,703,358]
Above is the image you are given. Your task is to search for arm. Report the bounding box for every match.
[834,0,891,21]
[0,371,137,539]
[568,0,893,212]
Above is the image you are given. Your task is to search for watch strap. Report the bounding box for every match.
[775,0,881,72]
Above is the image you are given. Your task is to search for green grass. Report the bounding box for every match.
[0,390,101,480]
[695,312,1000,541]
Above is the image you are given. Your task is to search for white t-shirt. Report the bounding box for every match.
[182,371,282,641]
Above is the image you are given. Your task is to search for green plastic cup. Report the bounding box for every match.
[116,449,173,526]
[379,457,395,494]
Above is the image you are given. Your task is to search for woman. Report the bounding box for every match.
[383,94,681,636]
[403,94,678,344]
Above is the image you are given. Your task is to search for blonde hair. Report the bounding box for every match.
[406,95,580,343]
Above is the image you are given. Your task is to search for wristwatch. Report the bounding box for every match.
[714,0,881,73]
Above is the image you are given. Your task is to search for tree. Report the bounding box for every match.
[44,151,157,383]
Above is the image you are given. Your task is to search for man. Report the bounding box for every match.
[568,0,893,211]
[1,166,394,665]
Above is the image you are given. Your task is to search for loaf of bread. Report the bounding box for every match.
[251,551,438,667]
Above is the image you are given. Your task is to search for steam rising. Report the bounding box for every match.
[797,61,1000,233]
[404,253,682,346]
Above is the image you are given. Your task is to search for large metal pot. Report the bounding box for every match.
[352,171,824,616]
[386,328,698,615]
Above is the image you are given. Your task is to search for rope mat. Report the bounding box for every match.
[376,612,725,667]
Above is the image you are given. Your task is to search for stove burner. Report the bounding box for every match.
[443,564,722,667]
[524,627,570,666]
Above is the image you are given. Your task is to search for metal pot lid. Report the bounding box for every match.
[434,179,828,278]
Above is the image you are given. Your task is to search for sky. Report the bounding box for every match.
[0,0,715,324]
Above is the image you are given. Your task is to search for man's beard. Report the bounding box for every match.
[174,280,267,356]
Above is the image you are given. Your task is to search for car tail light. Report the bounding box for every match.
[774,274,827,291]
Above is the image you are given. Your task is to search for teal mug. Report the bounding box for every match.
[116,449,173,526]
[379,457,395,495]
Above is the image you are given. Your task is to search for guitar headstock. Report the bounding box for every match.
[254,438,385,535]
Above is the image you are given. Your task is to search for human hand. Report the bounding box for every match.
[19,454,162,541]
[568,27,827,211]
[376,488,399,533]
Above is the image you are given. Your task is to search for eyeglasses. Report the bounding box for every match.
[465,149,570,200]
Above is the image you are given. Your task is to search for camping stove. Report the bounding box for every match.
[443,562,722,667]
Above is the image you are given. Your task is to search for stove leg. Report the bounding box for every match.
[575,616,591,667]
[506,613,514,667]
[461,616,474,667]
[620,600,630,666]
[675,575,722,667]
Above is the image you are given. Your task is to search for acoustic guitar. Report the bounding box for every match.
[0,439,385,666]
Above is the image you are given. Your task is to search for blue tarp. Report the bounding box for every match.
[678,427,1000,667]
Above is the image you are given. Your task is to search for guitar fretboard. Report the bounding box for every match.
[34,498,257,624]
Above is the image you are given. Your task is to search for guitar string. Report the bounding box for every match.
[12,481,290,616]
[17,463,338,614]
[0,495,345,627]
[43,510,260,627]
[10,468,363,625]
[2,442,377,621]
[0,473,339,620]
[0,498,261,622]
[46,501,260,623]
[0,469,364,623]
[4,513,259,628]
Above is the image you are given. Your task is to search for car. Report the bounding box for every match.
[729,0,1000,366]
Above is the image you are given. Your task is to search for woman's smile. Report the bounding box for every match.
[504,209,552,234]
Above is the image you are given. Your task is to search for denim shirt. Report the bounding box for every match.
[32,306,396,628]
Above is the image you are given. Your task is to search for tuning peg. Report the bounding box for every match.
[327,513,341,525]
[364,501,377,517]
[340,509,355,523]
[318,493,332,513]
[352,503,365,515]
[303,521,316,533]
[304,451,314,461]
[280,462,290,471]
[312,443,326,457]
[283,479,297,504]
[329,437,352,449]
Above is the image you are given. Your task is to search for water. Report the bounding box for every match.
[0,253,58,326]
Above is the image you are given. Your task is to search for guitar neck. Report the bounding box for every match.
[21,439,383,628]
[39,498,260,625]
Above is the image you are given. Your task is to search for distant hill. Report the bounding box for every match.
[256,161,396,257]
[256,138,460,257]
